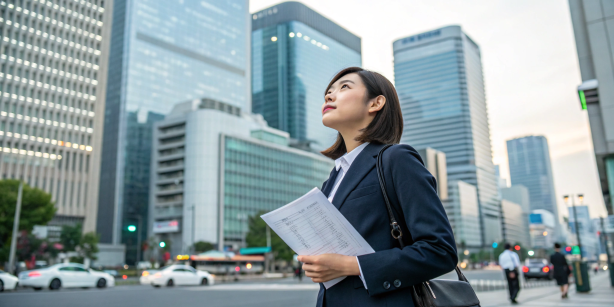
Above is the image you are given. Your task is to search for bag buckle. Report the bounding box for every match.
[391,222,403,239]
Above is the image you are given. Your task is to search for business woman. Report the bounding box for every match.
[297,67,458,306]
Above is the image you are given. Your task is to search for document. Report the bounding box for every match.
[261,187,374,288]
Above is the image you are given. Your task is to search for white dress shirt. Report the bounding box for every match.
[499,250,521,270]
[326,142,370,289]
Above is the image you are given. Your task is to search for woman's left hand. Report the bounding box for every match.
[298,254,360,283]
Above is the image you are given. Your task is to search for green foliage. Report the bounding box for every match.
[245,211,294,261]
[60,223,82,252]
[0,180,56,262]
[79,232,99,260]
[193,241,214,253]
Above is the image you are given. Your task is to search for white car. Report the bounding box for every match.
[139,269,159,285]
[0,270,19,291]
[18,263,115,290]
[151,264,214,287]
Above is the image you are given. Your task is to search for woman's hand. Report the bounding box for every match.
[298,254,360,283]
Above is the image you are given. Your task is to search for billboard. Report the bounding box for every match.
[153,220,180,233]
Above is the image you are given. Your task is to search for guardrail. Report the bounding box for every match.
[468,278,556,292]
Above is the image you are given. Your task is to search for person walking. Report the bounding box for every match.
[296,67,458,306]
[550,243,569,298]
[499,243,521,304]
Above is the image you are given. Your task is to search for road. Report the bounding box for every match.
[1,269,506,307]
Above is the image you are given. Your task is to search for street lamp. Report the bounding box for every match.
[564,194,584,259]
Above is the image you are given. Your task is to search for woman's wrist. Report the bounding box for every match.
[343,255,360,276]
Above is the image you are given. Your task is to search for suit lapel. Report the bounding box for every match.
[321,167,338,197]
[332,143,385,211]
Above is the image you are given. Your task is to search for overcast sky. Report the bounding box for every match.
[250,0,607,219]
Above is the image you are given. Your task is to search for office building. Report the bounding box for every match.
[0,0,111,234]
[98,0,251,263]
[149,99,333,256]
[394,26,500,246]
[502,185,532,247]
[501,200,530,247]
[417,147,448,200]
[443,180,481,249]
[251,2,361,150]
[568,205,600,260]
[506,136,560,230]
[529,209,556,249]
[569,0,614,215]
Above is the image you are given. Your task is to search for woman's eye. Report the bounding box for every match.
[341,84,349,89]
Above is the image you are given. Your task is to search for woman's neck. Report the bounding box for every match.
[340,129,363,153]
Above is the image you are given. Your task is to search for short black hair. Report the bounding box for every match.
[554,243,561,249]
[504,243,511,250]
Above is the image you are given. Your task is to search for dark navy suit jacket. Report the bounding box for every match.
[316,143,457,307]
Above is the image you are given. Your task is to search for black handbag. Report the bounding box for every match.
[376,145,481,307]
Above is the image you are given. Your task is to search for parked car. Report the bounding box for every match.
[150,264,213,287]
[139,269,159,285]
[522,258,553,280]
[103,270,119,277]
[18,263,115,290]
[0,270,19,291]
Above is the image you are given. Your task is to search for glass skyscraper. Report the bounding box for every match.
[251,2,361,151]
[98,0,250,260]
[0,0,110,235]
[506,136,559,222]
[394,26,500,246]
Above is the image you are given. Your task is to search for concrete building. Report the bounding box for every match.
[251,2,361,151]
[529,209,556,249]
[444,180,482,249]
[97,0,250,263]
[0,0,112,234]
[417,147,448,200]
[568,0,614,215]
[394,26,500,246]
[149,99,333,256]
[502,185,532,247]
[501,199,530,247]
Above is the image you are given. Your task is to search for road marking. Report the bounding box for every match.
[184,284,320,291]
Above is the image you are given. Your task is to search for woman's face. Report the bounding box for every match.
[322,73,370,131]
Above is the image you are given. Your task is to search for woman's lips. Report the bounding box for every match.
[322,106,335,114]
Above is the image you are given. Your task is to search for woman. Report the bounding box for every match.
[297,67,458,306]
[550,243,569,298]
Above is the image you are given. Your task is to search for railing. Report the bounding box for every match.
[467,278,555,292]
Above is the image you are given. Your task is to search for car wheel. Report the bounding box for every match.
[97,278,107,288]
[201,278,209,286]
[167,279,174,287]
[0,279,4,292]
[33,287,42,291]
[152,284,160,288]
[49,278,61,290]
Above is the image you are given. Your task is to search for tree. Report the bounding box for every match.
[0,180,56,262]
[193,241,214,253]
[245,211,294,261]
[60,223,82,252]
[69,232,100,263]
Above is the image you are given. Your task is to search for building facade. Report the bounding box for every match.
[568,205,600,260]
[501,185,532,247]
[506,136,560,233]
[97,0,250,262]
[251,2,361,151]
[501,199,530,247]
[568,0,614,215]
[529,209,556,249]
[417,147,448,200]
[394,25,500,246]
[443,180,482,249]
[0,0,111,234]
[149,99,333,256]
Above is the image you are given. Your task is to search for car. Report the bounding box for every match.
[150,264,214,287]
[18,263,115,290]
[103,270,119,277]
[0,270,19,291]
[139,269,159,285]
[137,261,152,270]
[522,258,553,280]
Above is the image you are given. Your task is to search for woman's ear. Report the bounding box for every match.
[368,95,386,114]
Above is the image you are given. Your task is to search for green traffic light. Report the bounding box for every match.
[127,225,136,232]
[572,246,581,255]
[159,241,166,248]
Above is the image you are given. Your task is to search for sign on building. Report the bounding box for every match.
[153,220,180,233]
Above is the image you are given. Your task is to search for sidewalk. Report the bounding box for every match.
[477,272,614,306]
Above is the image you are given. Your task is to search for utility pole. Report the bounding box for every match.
[192,204,196,253]
[8,182,24,275]
[599,217,614,286]
[136,215,142,265]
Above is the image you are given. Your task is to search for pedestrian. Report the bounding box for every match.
[296,67,458,306]
[499,243,521,304]
[550,243,569,299]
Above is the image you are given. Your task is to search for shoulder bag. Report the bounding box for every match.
[377,145,481,307]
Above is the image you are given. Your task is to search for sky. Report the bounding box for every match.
[250,0,607,219]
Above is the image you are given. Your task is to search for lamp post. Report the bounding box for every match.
[563,194,591,292]
[563,194,583,258]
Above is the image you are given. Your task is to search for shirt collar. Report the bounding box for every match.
[335,142,370,171]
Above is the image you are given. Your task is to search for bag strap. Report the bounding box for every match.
[376,144,469,283]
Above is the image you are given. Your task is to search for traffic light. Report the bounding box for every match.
[127,225,136,232]
[159,241,166,248]
[492,242,498,248]
[565,246,572,253]
[528,250,535,256]
[514,245,521,251]
[572,245,581,255]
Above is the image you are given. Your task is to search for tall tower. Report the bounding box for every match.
[98,0,250,263]
[251,2,361,151]
[0,0,112,234]
[394,25,499,247]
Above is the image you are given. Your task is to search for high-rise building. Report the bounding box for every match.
[394,25,500,246]
[501,199,530,247]
[98,0,250,263]
[506,136,559,226]
[417,147,448,200]
[0,0,111,234]
[149,99,333,256]
[251,2,361,150]
[443,180,481,249]
[568,0,614,215]
[568,205,600,260]
[502,185,532,246]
